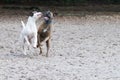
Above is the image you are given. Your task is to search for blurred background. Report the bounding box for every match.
[0,0,119,14]
[0,0,120,6]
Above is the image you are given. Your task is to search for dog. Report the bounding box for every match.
[20,11,42,55]
[37,11,56,57]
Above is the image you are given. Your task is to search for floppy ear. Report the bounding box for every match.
[33,11,37,13]
[53,12,58,17]
[29,11,38,17]
[29,12,34,17]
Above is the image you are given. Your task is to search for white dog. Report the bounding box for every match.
[20,11,42,55]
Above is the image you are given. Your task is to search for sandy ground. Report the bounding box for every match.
[0,9,120,80]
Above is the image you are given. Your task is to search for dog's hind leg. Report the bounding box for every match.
[24,36,30,46]
[32,34,37,48]
[39,46,43,55]
[22,39,27,55]
[46,39,50,57]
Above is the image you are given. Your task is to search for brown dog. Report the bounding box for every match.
[37,11,56,57]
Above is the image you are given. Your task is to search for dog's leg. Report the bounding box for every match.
[22,39,27,55]
[40,37,49,45]
[39,46,43,55]
[37,34,40,48]
[24,36,30,46]
[46,39,50,57]
[24,36,31,55]
[32,34,37,48]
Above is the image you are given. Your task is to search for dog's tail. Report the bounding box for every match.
[21,20,25,29]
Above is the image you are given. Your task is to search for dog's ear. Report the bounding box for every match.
[29,12,34,17]
[53,12,58,17]
[29,11,38,17]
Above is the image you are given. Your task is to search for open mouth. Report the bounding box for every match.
[44,17,49,20]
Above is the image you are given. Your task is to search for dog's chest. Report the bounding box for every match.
[38,23,52,42]
[39,30,50,41]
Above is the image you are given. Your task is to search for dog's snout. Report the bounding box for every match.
[35,12,42,18]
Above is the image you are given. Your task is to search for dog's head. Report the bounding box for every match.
[43,11,58,24]
[29,11,43,20]
[43,11,53,20]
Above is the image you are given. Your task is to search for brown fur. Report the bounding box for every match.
[37,11,57,57]
[37,21,52,57]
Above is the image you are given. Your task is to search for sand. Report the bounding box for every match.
[0,9,120,80]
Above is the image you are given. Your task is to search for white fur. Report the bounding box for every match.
[20,12,42,55]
